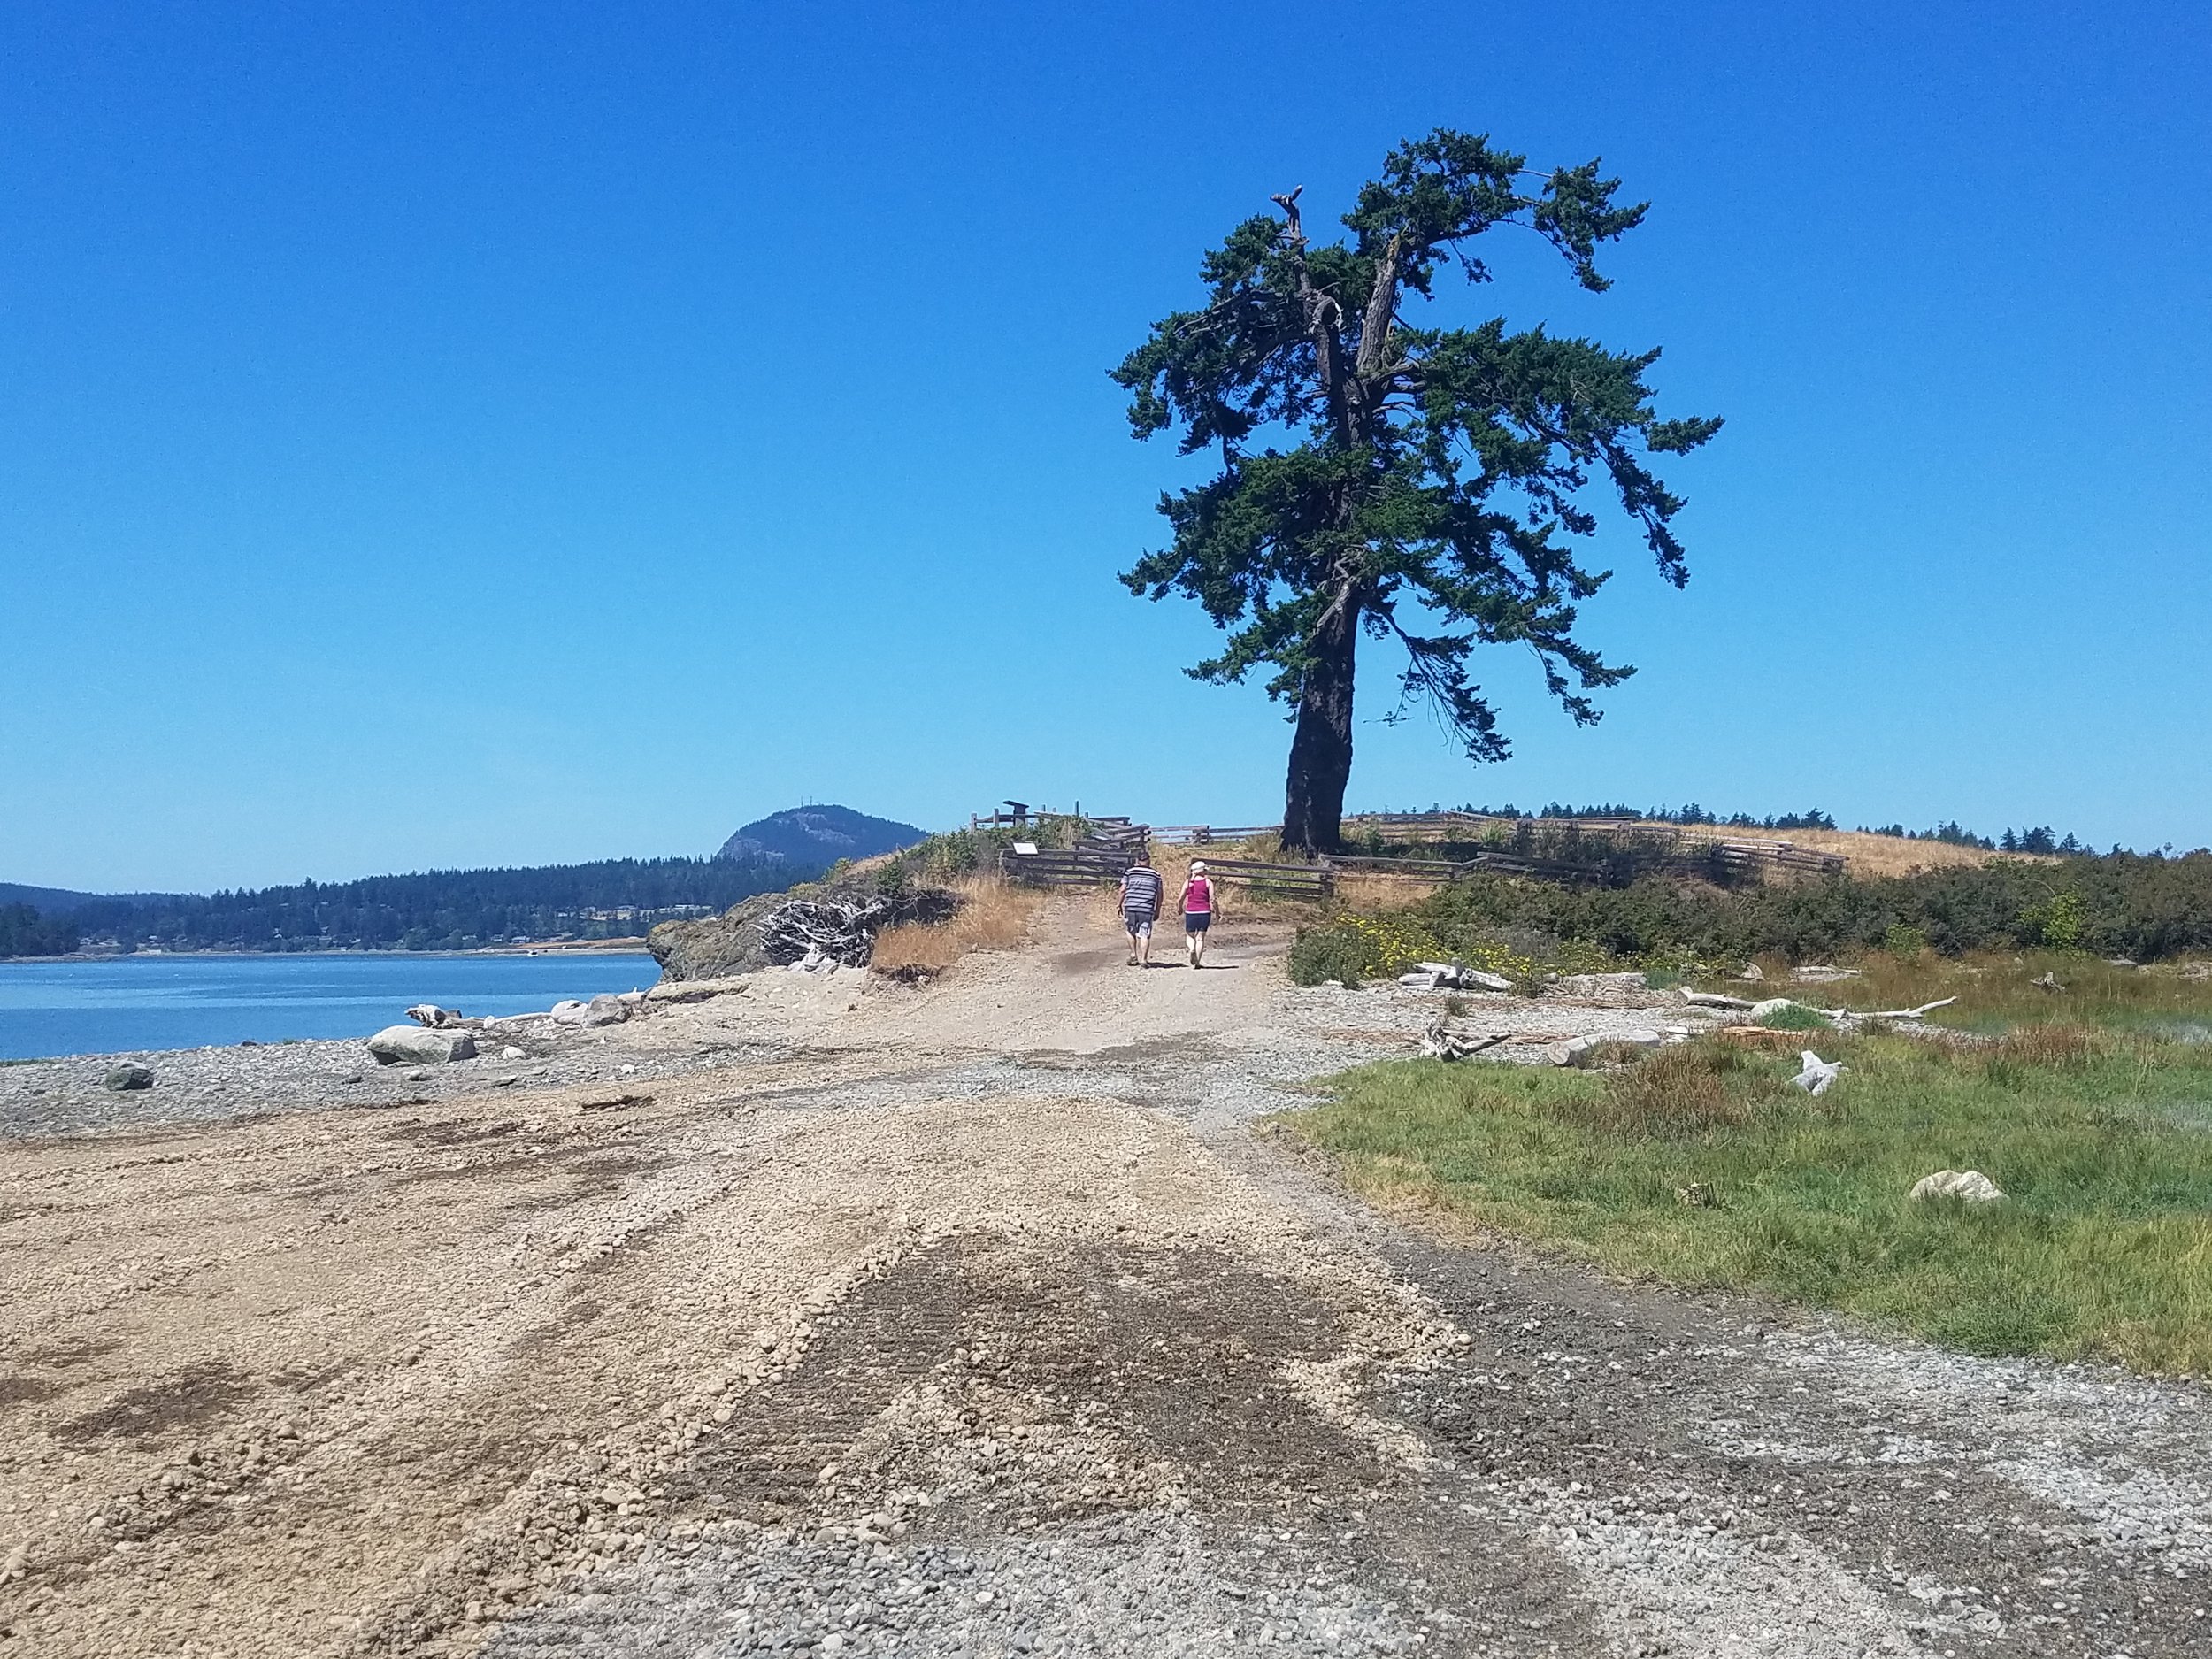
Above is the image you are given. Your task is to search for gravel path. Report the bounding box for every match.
[2,898,2206,1657]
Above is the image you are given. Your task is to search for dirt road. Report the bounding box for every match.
[3,899,2208,1656]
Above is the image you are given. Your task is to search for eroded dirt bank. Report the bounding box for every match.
[3,901,2207,1656]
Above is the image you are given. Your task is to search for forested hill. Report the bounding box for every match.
[47,857,810,955]
[3,803,929,956]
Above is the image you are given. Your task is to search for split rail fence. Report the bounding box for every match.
[985,804,1841,894]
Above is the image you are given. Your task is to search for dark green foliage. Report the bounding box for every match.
[0,903,78,957]
[58,858,806,954]
[1405,852,2212,964]
[1115,128,1719,847]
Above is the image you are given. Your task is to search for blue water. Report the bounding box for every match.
[0,952,660,1060]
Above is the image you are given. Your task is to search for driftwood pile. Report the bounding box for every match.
[1679,988,1957,1029]
[760,887,963,970]
[1421,1013,1508,1061]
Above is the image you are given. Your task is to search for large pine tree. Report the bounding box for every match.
[1114,130,1722,851]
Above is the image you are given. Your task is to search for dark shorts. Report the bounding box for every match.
[1123,911,1155,938]
[1184,911,1211,933]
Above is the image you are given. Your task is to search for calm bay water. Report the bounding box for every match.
[0,952,659,1060]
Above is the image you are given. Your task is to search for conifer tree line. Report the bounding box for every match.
[17,858,801,955]
[0,904,79,957]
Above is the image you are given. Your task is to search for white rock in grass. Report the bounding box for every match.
[1909,1169,2006,1203]
[1749,997,1800,1021]
[1791,1050,1845,1095]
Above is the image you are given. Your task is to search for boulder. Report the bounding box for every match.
[104,1062,155,1091]
[549,1000,590,1026]
[499,1046,526,1060]
[1551,1029,1667,1067]
[367,1025,478,1066]
[1748,997,1800,1021]
[1909,1169,2005,1204]
[645,977,753,1005]
[580,995,629,1028]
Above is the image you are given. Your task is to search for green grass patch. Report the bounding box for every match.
[1284,1032,2212,1373]
[1755,1002,1833,1031]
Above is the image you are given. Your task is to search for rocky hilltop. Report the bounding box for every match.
[715,805,925,868]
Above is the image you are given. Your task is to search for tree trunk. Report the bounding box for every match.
[1282,592,1359,853]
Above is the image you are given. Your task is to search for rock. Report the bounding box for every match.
[104,1063,155,1091]
[366,1025,479,1065]
[580,995,629,1028]
[1748,997,1800,1021]
[1791,1050,1845,1095]
[616,989,647,1006]
[1909,1169,2005,1203]
[645,977,752,1005]
[500,1046,526,1060]
[549,1000,590,1026]
[648,876,961,982]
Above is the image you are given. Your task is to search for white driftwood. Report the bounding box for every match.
[1421,1015,1507,1061]
[1679,989,1756,1010]
[1408,962,1515,993]
[1817,996,1959,1024]
[1792,1051,1846,1095]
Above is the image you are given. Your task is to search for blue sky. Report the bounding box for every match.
[3,1,2207,892]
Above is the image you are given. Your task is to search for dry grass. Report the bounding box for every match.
[869,876,1046,978]
[1574,1041,1773,1136]
[1717,826,2051,878]
[1709,953,2212,1037]
[1330,872,1449,910]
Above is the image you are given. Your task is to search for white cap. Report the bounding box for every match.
[1189,859,1208,873]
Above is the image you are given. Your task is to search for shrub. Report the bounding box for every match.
[1286,914,1446,987]
[1394,852,2212,965]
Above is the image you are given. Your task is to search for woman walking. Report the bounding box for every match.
[1179,860,1219,968]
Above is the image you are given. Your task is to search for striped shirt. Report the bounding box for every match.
[1119,866,1164,917]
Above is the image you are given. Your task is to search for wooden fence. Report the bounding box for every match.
[999,847,1333,900]
[981,803,1841,890]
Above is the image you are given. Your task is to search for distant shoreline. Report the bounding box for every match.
[4,941,656,965]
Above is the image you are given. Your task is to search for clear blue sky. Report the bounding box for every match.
[4,1,2207,893]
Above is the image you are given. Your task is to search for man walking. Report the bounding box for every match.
[1119,858,1164,966]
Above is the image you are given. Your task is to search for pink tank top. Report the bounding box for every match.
[1184,877,1213,913]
